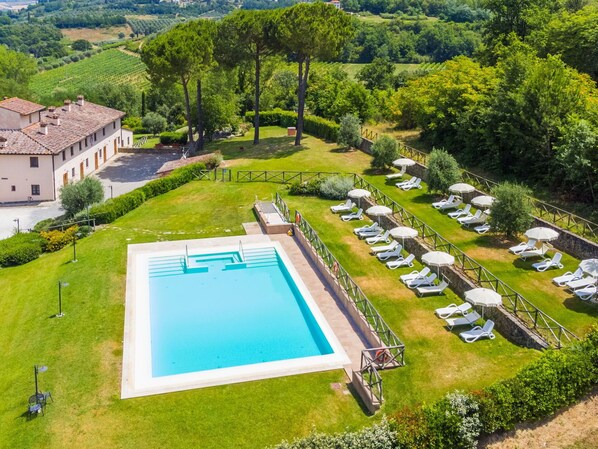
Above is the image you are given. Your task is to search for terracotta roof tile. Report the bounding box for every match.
[0,97,45,115]
[0,130,51,155]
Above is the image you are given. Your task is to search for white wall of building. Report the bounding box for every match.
[0,154,54,202]
[0,108,41,130]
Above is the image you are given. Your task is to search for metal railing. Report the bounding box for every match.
[45,218,96,232]
[362,128,598,242]
[356,355,384,405]
[293,207,406,366]
[350,174,579,348]
[196,168,232,181]
[274,192,291,222]
[237,170,341,184]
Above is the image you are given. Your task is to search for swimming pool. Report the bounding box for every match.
[122,237,349,398]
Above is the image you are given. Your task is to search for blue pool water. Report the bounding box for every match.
[148,247,334,377]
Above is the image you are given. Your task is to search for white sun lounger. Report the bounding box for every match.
[356,225,383,239]
[460,320,496,343]
[386,254,415,269]
[330,199,355,213]
[519,243,550,261]
[435,302,472,319]
[407,272,437,289]
[458,209,482,224]
[575,284,597,301]
[370,240,398,254]
[376,244,403,261]
[475,224,491,234]
[400,266,431,284]
[401,178,422,191]
[566,276,597,291]
[396,177,416,188]
[552,268,584,287]
[386,166,406,180]
[354,222,380,235]
[448,204,471,219]
[432,195,456,209]
[532,252,564,272]
[341,208,363,221]
[462,212,489,227]
[416,280,449,297]
[445,311,481,330]
[366,230,391,245]
[438,198,462,211]
[509,239,538,255]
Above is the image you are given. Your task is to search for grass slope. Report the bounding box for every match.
[30,49,149,97]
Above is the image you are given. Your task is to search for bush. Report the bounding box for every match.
[0,233,44,267]
[489,182,533,237]
[245,109,340,142]
[271,416,396,449]
[338,114,362,149]
[319,176,353,200]
[371,135,399,170]
[33,218,56,232]
[288,178,324,196]
[204,152,223,170]
[424,392,481,449]
[40,226,79,252]
[427,148,461,193]
[160,131,188,145]
[60,176,104,217]
[142,112,167,136]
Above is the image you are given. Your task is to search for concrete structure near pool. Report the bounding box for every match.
[122,234,370,399]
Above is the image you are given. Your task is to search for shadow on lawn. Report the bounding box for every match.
[563,297,598,319]
[215,136,308,161]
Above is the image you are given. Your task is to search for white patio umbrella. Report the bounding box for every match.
[579,259,598,277]
[464,288,502,318]
[392,158,416,168]
[524,227,560,242]
[422,250,455,275]
[366,205,393,216]
[471,195,495,209]
[347,188,371,199]
[389,226,418,248]
[449,183,475,194]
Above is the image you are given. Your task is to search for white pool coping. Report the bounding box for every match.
[121,235,350,398]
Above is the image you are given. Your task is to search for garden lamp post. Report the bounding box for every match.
[13,218,20,233]
[72,232,81,263]
[34,365,47,396]
[57,281,69,317]
[109,185,113,199]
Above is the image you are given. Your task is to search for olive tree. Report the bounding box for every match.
[427,148,461,194]
[60,176,104,217]
[370,135,398,170]
[337,114,362,149]
[489,182,533,237]
[142,112,167,136]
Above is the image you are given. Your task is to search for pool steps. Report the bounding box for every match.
[241,247,279,268]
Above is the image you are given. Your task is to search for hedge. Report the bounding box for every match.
[87,162,206,225]
[245,109,340,142]
[159,131,188,145]
[0,233,45,267]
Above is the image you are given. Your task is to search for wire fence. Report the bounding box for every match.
[362,128,598,242]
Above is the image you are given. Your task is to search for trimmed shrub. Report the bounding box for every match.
[0,233,45,267]
[489,182,533,237]
[204,152,223,170]
[60,176,104,217]
[159,131,188,145]
[245,110,340,142]
[40,226,79,252]
[338,114,362,149]
[33,218,56,232]
[271,416,396,449]
[427,148,461,194]
[371,135,399,170]
[288,178,324,196]
[142,112,167,136]
[319,176,353,200]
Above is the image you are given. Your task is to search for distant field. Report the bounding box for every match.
[30,49,149,96]
[339,63,422,79]
[61,25,133,43]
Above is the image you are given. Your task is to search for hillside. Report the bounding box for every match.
[30,48,149,97]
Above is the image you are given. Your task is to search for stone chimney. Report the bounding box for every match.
[39,122,48,135]
[48,107,55,114]
[0,136,7,149]
[64,99,72,112]
[77,95,85,106]
[49,113,61,126]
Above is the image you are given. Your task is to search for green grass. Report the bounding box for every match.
[133,134,160,148]
[30,49,149,97]
[338,63,422,80]
[2,126,595,448]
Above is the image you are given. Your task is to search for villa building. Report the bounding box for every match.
[0,96,133,203]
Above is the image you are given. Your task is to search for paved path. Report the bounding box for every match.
[0,151,181,239]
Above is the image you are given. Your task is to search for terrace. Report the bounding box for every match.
[2,127,596,449]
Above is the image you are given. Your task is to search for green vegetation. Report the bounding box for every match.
[426,149,460,194]
[127,17,182,36]
[337,114,362,149]
[370,134,399,169]
[489,183,534,237]
[60,176,104,217]
[30,49,149,97]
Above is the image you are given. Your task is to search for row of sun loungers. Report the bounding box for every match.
[433,302,495,342]
[551,267,597,301]
[396,177,422,191]
[432,199,491,233]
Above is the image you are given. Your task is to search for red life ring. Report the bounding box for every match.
[295,212,301,224]
[374,349,391,365]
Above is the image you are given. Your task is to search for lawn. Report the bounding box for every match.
[1,127,595,448]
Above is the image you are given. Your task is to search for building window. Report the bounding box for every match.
[113,121,116,130]
[70,146,74,156]
[94,132,97,141]
[85,158,89,167]
[103,128,105,136]
[79,142,82,151]
[85,137,88,147]
[71,167,75,177]
[30,157,39,168]
[29,115,32,124]
[31,185,40,196]
[11,185,15,192]
[62,151,66,161]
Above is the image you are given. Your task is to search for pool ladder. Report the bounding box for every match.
[241,247,278,268]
